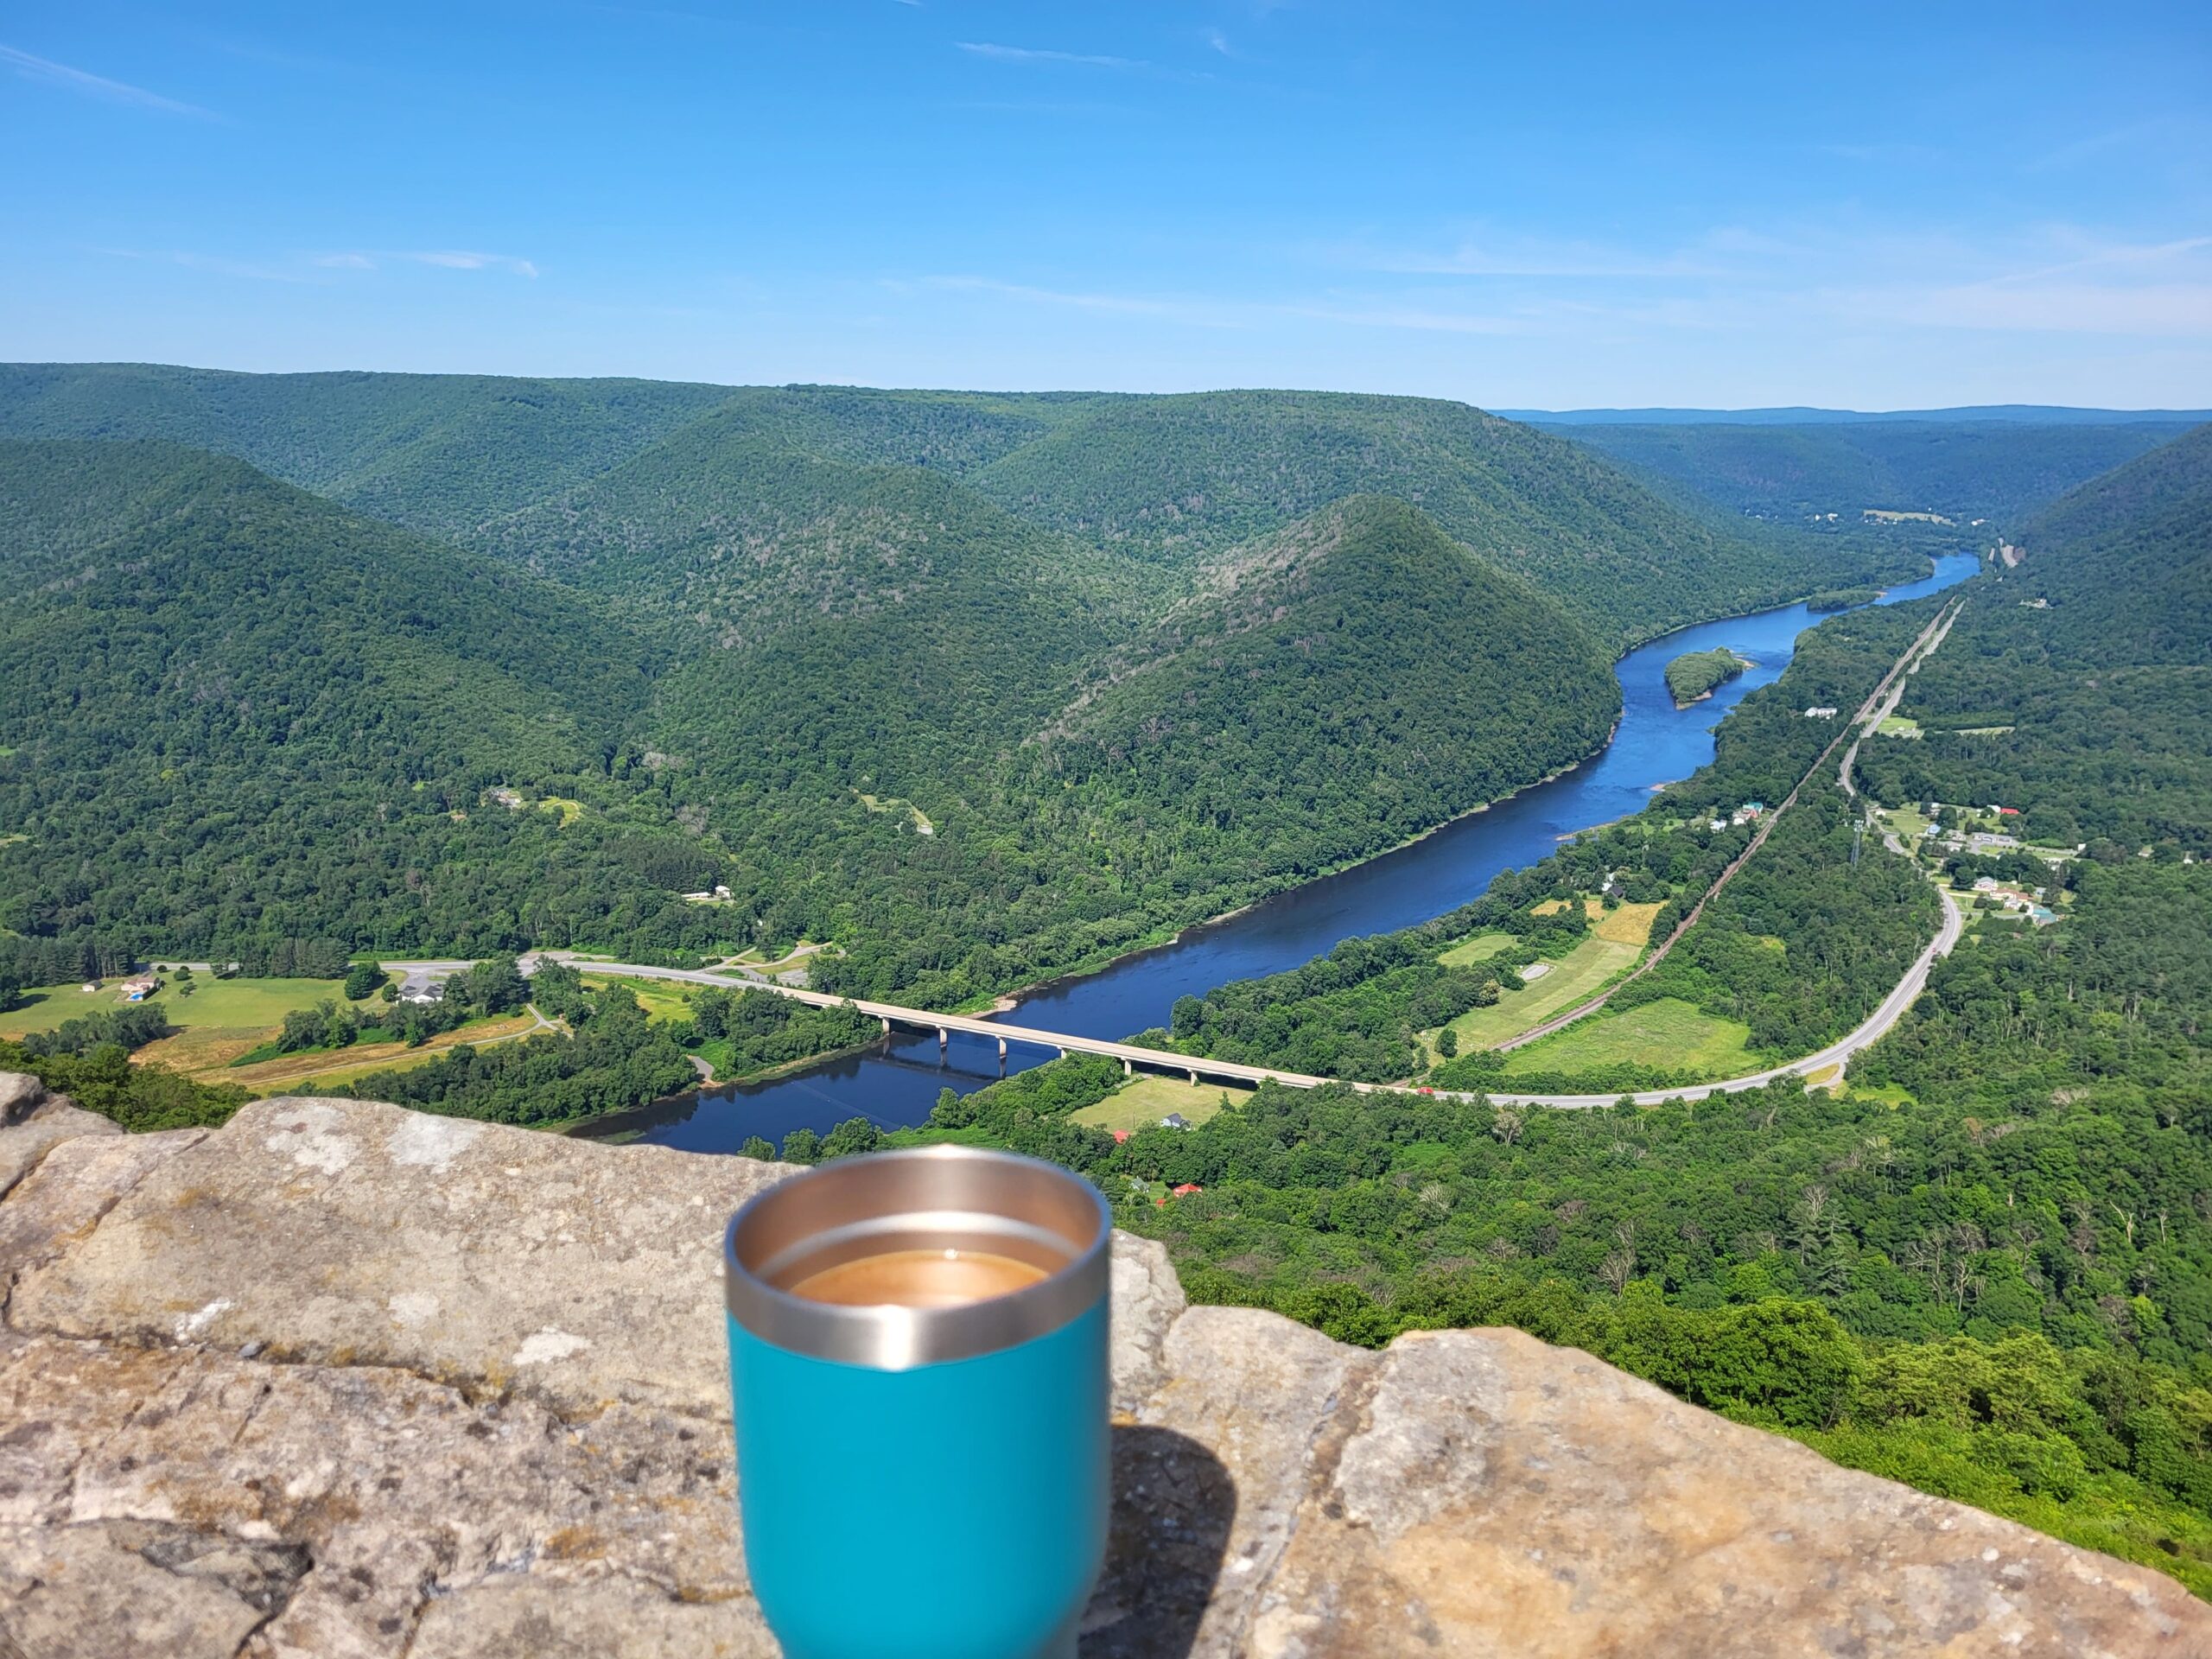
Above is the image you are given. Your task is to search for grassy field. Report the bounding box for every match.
[1884,804,1934,843]
[583,974,696,1023]
[1590,899,1663,944]
[220,1015,543,1096]
[134,1011,541,1094]
[1443,933,1643,1052]
[1500,996,1754,1079]
[1877,715,1924,739]
[1437,931,1513,966]
[0,976,347,1040]
[1071,1072,1247,1135]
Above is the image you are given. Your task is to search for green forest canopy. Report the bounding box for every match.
[0,369,1939,1006]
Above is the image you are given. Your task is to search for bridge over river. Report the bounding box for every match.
[545,906,1960,1112]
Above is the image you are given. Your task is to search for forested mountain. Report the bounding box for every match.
[0,362,734,542]
[1549,418,2196,528]
[911,437,2212,1590]
[1029,496,1615,868]
[965,389,1914,645]
[0,418,1612,1004]
[646,494,1616,1004]
[0,440,717,964]
[1854,423,2211,850]
[0,365,2012,1007]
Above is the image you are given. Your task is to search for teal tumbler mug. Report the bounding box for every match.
[723,1146,1113,1659]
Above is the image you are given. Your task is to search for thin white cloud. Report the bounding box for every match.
[1,42,216,118]
[955,41,1215,83]
[1204,28,1231,55]
[319,250,541,277]
[957,41,1156,71]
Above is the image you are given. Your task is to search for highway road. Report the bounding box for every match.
[379,597,1972,1116]
[538,882,1964,1110]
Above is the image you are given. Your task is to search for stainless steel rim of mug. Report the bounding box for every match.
[723,1145,1112,1370]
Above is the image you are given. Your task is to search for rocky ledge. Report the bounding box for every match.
[0,1079,2201,1658]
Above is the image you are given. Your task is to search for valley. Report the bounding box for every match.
[2,369,2205,1600]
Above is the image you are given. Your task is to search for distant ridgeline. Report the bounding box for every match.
[0,367,1950,1004]
[898,425,2212,1593]
[1542,415,2204,531]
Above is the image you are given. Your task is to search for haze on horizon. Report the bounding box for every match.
[3,0,2208,410]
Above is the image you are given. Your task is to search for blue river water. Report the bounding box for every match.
[588,554,1977,1151]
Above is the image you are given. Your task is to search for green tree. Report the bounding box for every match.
[343,962,385,1001]
[819,1117,883,1161]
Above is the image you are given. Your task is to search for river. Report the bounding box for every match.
[582,554,1979,1152]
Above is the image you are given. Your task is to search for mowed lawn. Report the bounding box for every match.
[1500,996,1753,1079]
[1438,931,1513,966]
[0,976,347,1041]
[1433,900,1662,1055]
[1444,934,1643,1051]
[1071,1072,1248,1134]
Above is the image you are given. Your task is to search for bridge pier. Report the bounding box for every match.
[937,1027,949,1052]
[880,1016,892,1034]
[1189,1068,1200,1084]
[996,1036,1007,1061]
[1122,1058,1132,1076]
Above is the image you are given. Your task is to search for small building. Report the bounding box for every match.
[399,981,447,1007]
[1110,1129,1130,1145]
[1171,1183,1205,1198]
[119,974,158,1002]
[1804,707,1838,719]
[1160,1113,1191,1130]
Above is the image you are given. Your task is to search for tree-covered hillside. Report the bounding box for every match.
[1854,423,2211,851]
[1552,418,2196,529]
[965,390,1919,645]
[1029,496,1616,878]
[0,431,1618,1007]
[0,441,734,969]
[0,362,735,543]
[902,443,2212,1589]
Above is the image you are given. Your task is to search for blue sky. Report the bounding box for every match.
[3,2,2208,407]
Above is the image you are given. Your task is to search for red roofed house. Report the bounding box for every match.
[1111,1129,1130,1144]
[1998,807,2021,816]
[1172,1183,1205,1198]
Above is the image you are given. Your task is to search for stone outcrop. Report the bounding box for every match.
[0,1079,2201,1658]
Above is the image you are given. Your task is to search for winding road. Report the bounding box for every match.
[534,875,1961,1110]
[405,596,1972,1115]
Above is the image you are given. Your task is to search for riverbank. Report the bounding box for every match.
[962,721,1626,1019]
[615,553,1981,1151]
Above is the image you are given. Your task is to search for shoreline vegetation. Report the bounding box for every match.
[1663,646,1754,708]
[1806,585,1883,613]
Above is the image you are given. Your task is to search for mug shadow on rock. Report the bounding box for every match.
[1081,1425,1237,1658]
